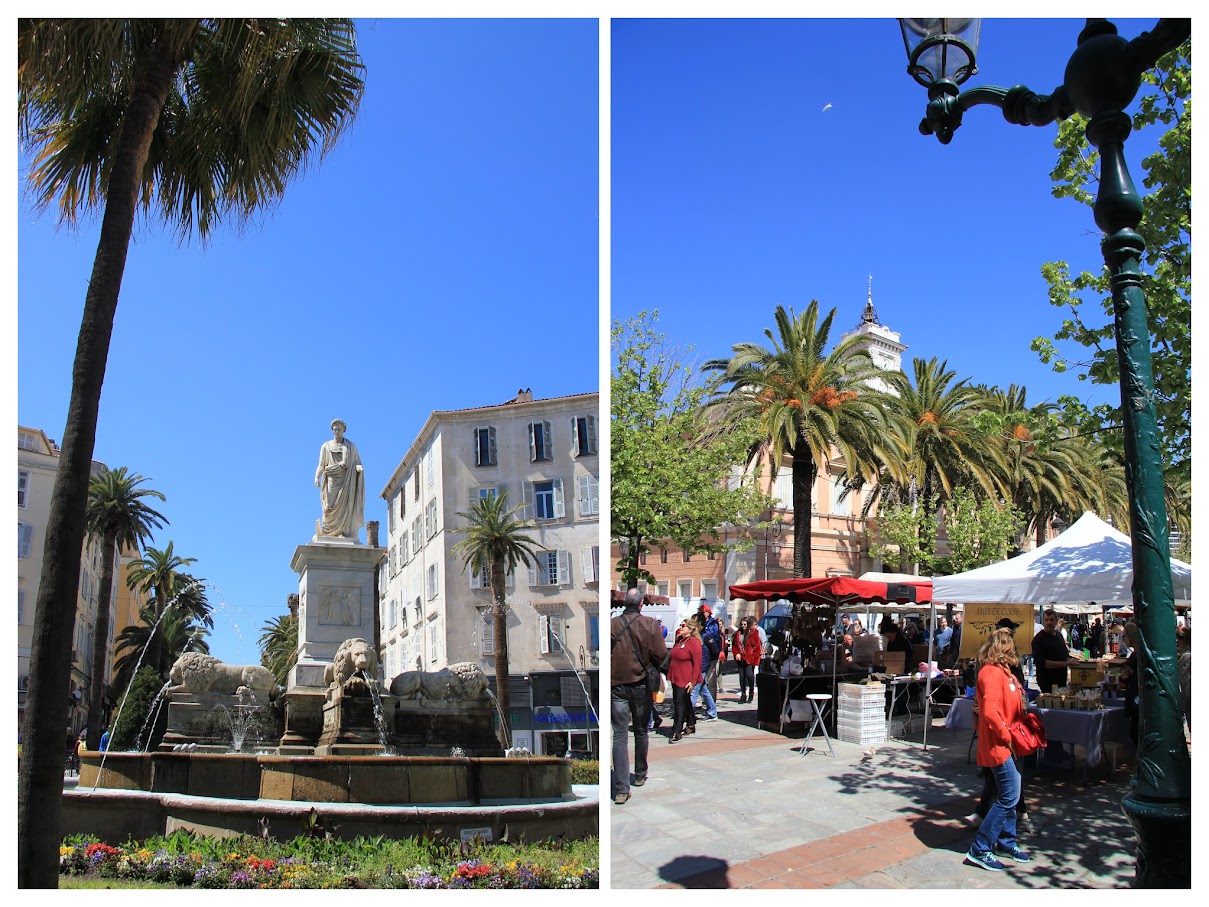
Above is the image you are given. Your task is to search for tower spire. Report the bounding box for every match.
[858,273,880,327]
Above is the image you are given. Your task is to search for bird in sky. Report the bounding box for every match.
[822,103,833,112]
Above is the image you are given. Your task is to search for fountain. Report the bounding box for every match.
[65,420,596,844]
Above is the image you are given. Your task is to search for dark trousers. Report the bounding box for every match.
[672,684,696,737]
[611,681,651,796]
[738,663,755,699]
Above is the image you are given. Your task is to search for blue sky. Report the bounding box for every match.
[17,19,599,665]
[612,18,1166,411]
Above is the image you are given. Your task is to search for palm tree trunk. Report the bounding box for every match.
[86,535,118,752]
[17,33,183,889]
[791,444,816,577]
[491,555,512,749]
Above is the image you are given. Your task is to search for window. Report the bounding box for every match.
[388,497,397,534]
[474,426,497,467]
[701,580,719,602]
[538,612,567,655]
[639,550,647,566]
[470,563,514,590]
[411,516,422,554]
[426,563,439,599]
[529,421,552,462]
[774,470,793,509]
[388,545,397,577]
[832,475,851,517]
[575,474,599,517]
[399,530,409,564]
[678,580,692,601]
[400,488,406,517]
[572,414,597,456]
[682,549,691,562]
[18,589,25,624]
[581,546,600,583]
[18,523,33,558]
[413,468,420,501]
[530,478,565,520]
[656,581,669,597]
[425,498,438,539]
[427,618,441,663]
[389,598,398,629]
[660,548,668,564]
[588,615,599,652]
[18,430,38,451]
[529,550,571,588]
[425,446,435,485]
[707,550,716,561]
[468,484,503,513]
[18,470,30,508]
[413,595,422,624]
[479,608,495,656]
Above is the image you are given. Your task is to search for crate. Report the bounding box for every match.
[838,682,885,701]
[837,713,886,733]
[839,692,886,711]
[836,723,887,745]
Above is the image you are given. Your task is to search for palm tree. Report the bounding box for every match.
[705,302,893,577]
[125,545,211,678]
[17,19,363,885]
[82,467,167,751]
[111,604,211,702]
[452,492,545,748]
[259,614,299,688]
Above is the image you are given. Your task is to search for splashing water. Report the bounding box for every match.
[215,687,269,753]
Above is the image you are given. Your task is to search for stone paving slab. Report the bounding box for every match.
[610,682,1153,889]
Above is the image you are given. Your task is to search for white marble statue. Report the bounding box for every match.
[314,419,365,540]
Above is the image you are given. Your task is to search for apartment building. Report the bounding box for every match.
[17,426,122,738]
[378,390,602,757]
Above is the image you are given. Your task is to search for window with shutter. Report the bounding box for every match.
[18,522,33,558]
[400,530,409,563]
[425,499,438,539]
[528,421,552,462]
[413,468,420,501]
[588,614,599,652]
[474,426,497,467]
[425,446,435,484]
[529,551,561,587]
[428,618,441,663]
[538,614,550,654]
[427,564,439,599]
[18,470,30,509]
[412,517,422,553]
[388,498,396,534]
[557,550,571,586]
[480,608,495,656]
[388,546,396,576]
[575,474,599,516]
[389,599,398,629]
[18,430,38,451]
[581,546,600,583]
[573,415,597,456]
[18,589,25,624]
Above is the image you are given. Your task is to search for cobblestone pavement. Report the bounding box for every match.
[609,680,1154,889]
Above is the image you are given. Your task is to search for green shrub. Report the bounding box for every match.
[109,666,166,751]
[568,758,599,785]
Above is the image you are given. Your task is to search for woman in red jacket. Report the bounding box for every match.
[733,618,762,704]
[966,628,1031,872]
[667,619,703,742]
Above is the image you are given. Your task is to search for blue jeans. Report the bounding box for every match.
[611,682,651,796]
[971,755,1020,854]
[691,677,717,718]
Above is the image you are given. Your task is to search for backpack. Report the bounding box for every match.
[703,620,722,659]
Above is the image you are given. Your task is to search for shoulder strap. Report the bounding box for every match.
[619,614,648,667]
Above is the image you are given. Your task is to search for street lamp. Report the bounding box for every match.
[899,17,1190,888]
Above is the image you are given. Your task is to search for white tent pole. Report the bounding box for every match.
[923,599,936,750]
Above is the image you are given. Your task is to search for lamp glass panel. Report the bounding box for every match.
[900,18,980,82]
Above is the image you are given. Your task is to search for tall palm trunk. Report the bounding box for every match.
[17,31,186,889]
[490,554,512,748]
[86,534,118,751]
[791,443,816,577]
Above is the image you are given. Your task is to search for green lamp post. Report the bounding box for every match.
[899,17,1191,888]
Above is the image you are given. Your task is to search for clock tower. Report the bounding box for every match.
[840,275,907,394]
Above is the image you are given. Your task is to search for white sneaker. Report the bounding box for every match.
[963,812,982,827]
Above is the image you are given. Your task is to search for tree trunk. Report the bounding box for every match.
[491,555,511,749]
[86,534,118,752]
[625,536,642,589]
[17,33,182,889]
[791,444,816,577]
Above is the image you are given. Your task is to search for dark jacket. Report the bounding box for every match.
[611,610,666,685]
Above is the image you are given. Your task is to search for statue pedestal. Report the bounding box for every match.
[158,691,280,753]
[289,541,384,690]
[314,690,390,756]
[390,699,504,757]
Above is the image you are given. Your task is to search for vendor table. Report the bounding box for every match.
[1031,702,1130,770]
[756,671,869,734]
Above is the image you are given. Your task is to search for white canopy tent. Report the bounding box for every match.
[932,511,1192,605]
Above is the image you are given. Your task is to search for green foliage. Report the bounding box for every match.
[870,488,1022,577]
[568,758,599,785]
[612,311,775,585]
[1031,41,1190,471]
[108,666,166,751]
[258,613,298,688]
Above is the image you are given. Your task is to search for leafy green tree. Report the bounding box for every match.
[82,467,167,751]
[868,496,932,574]
[452,491,545,749]
[17,19,363,886]
[705,302,892,577]
[612,312,775,587]
[935,488,1024,575]
[107,665,169,752]
[259,614,299,689]
[1030,42,1190,472]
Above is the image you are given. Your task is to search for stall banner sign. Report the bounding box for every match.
[959,602,1035,658]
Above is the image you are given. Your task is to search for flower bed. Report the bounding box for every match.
[60,831,599,889]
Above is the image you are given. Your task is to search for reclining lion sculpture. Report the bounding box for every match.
[389,661,489,703]
[168,652,276,700]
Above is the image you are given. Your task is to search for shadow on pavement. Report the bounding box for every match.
[658,855,730,888]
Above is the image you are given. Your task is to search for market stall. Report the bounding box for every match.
[728,576,944,745]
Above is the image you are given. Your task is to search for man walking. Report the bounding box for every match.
[611,588,666,805]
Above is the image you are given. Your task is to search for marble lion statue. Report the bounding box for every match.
[168,652,276,700]
[389,661,489,702]
[324,637,379,695]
